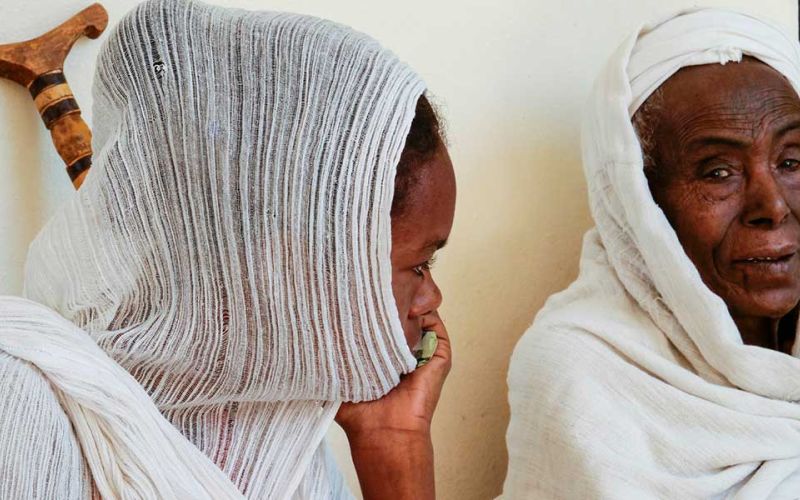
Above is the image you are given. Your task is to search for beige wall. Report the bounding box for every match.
[1,0,796,498]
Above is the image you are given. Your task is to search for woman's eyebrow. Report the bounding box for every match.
[686,135,749,152]
[420,238,448,253]
[683,119,800,153]
[775,119,800,139]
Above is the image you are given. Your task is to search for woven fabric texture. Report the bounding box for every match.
[1,0,424,497]
[503,9,800,499]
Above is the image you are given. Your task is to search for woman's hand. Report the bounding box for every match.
[336,312,451,437]
[335,312,451,500]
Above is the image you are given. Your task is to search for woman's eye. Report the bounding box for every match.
[412,256,437,277]
[704,167,732,180]
[779,159,800,171]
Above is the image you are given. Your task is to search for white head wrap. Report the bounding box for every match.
[504,9,800,498]
[0,0,425,497]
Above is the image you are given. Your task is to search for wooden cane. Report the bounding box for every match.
[0,4,108,189]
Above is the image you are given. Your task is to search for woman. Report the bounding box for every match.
[0,0,455,498]
[503,9,800,498]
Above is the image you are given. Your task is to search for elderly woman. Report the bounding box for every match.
[0,0,454,498]
[503,9,800,499]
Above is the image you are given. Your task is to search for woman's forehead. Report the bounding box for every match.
[392,149,456,251]
[663,58,794,105]
[650,59,800,142]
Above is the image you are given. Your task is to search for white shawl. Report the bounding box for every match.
[0,0,424,498]
[503,9,800,500]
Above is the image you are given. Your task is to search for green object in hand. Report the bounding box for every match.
[414,330,438,367]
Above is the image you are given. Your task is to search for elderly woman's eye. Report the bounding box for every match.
[779,159,800,171]
[704,167,732,180]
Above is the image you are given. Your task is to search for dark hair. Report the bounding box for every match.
[391,94,444,217]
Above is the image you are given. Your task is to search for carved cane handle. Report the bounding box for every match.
[0,4,108,189]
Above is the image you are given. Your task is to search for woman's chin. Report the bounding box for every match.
[729,288,800,320]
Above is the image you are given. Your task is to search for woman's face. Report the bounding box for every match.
[391,144,456,348]
[646,59,800,322]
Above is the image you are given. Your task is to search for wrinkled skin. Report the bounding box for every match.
[645,58,800,350]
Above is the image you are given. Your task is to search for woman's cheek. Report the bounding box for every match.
[391,273,411,319]
[391,274,422,347]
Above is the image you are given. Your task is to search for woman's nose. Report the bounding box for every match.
[743,168,790,228]
[409,273,443,318]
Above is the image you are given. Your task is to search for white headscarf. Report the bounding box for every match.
[0,0,425,497]
[503,9,800,499]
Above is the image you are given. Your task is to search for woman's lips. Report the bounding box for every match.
[734,253,794,264]
[732,243,799,262]
[731,251,797,277]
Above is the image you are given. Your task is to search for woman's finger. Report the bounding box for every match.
[416,311,451,376]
